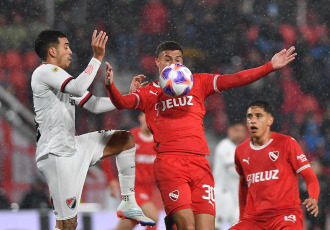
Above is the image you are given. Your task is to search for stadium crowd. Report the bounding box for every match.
[0,0,329,228]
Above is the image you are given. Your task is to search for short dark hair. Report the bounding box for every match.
[35,30,67,61]
[248,100,274,116]
[155,41,183,58]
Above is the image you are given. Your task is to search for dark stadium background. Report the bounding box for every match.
[0,0,329,229]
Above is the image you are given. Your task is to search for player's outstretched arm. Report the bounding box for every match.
[104,62,139,110]
[70,91,116,114]
[270,46,297,70]
[91,30,108,62]
[300,167,319,217]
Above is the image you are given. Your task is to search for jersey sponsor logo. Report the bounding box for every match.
[246,169,279,187]
[154,95,193,115]
[149,90,158,95]
[243,157,250,165]
[136,154,156,164]
[84,64,94,75]
[269,151,279,161]
[52,67,59,72]
[297,154,307,162]
[284,214,296,223]
[202,184,215,209]
[169,190,179,201]
[66,197,77,209]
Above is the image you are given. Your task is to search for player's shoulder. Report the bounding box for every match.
[236,139,251,153]
[272,132,294,143]
[192,73,215,80]
[33,63,61,77]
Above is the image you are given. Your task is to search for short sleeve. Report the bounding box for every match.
[196,73,218,98]
[131,86,148,112]
[40,65,73,92]
[287,137,311,174]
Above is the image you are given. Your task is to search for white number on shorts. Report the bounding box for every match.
[202,184,215,209]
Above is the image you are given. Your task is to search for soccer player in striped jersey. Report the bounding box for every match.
[31,30,154,230]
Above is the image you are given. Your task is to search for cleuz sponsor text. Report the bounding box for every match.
[155,96,193,115]
[246,169,279,187]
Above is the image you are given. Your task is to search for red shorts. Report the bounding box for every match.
[135,184,154,206]
[153,153,215,216]
[230,211,303,230]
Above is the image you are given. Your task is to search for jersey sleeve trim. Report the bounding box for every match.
[78,92,92,107]
[213,75,221,93]
[296,164,311,174]
[60,77,74,92]
[131,93,140,109]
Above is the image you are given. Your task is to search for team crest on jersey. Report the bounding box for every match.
[66,197,77,209]
[169,190,179,201]
[52,67,59,73]
[269,151,279,161]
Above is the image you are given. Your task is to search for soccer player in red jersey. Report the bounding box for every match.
[101,113,159,230]
[104,41,297,230]
[230,100,319,230]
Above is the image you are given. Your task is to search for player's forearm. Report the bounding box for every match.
[216,62,274,91]
[78,93,116,114]
[301,167,320,201]
[238,177,248,220]
[65,58,101,96]
[105,83,138,110]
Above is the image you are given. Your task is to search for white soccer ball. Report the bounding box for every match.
[159,63,193,97]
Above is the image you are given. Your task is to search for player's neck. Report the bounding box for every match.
[251,131,272,146]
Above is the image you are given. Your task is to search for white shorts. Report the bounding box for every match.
[37,130,115,220]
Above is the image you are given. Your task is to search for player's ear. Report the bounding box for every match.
[49,47,57,58]
[155,58,160,68]
[267,115,274,126]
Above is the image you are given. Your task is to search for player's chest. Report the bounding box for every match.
[145,87,204,117]
[240,145,290,176]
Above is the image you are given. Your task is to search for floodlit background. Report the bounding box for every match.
[0,0,329,229]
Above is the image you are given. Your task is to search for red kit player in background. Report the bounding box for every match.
[104,41,297,230]
[101,113,159,230]
[230,100,319,230]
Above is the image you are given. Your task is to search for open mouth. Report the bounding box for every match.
[250,126,258,133]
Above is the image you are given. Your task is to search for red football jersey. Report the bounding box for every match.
[132,73,217,155]
[130,127,157,187]
[235,132,311,218]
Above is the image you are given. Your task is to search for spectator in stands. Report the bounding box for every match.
[0,187,11,209]
[19,175,51,210]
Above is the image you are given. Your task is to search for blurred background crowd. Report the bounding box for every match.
[0,0,329,229]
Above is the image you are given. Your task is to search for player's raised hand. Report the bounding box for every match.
[302,198,319,217]
[104,61,113,86]
[271,46,297,70]
[91,30,108,62]
[129,75,148,93]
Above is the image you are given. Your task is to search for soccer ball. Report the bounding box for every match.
[159,63,193,97]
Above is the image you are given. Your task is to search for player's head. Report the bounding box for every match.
[246,100,274,138]
[35,30,72,69]
[227,121,247,145]
[155,41,184,74]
